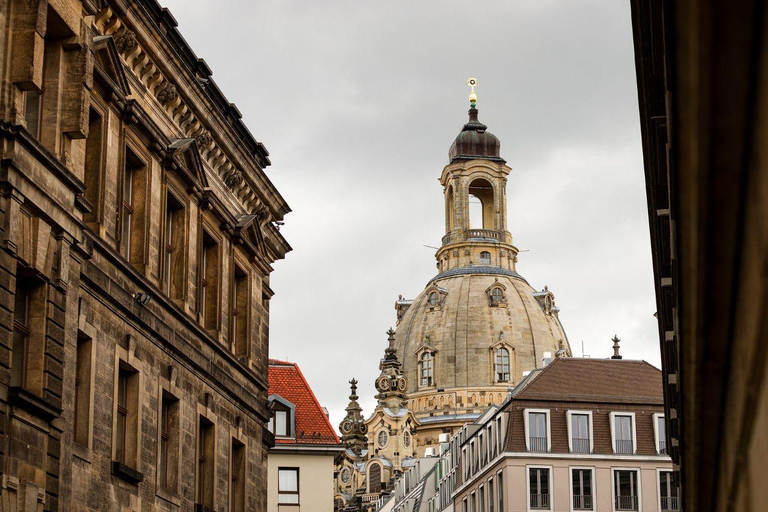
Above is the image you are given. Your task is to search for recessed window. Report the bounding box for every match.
[231,264,249,358]
[613,469,639,511]
[197,416,215,508]
[121,148,147,263]
[271,409,291,437]
[114,361,140,473]
[24,90,42,139]
[199,231,219,330]
[428,292,440,306]
[377,430,389,448]
[654,413,668,455]
[12,277,46,391]
[162,191,185,299]
[368,463,381,493]
[570,413,591,453]
[84,108,103,222]
[529,467,551,510]
[527,411,549,452]
[340,467,351,484]
[230,439,245,512]
[495,347,510,382]
[403,431,411,448]
[278,467,300,504]
[612,413,635,455]
[659,470,679,511]
[479,251,491,264]
[74,333,92,446]
[420,352,434,387]
[159,392,180,493]
[572,468,593,510]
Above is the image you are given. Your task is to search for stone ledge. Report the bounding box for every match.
[8,386,62,422]
[111,460,143,485]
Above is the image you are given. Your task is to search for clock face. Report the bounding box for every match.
[341,420,353,434]
[378,377,390,390]
[397,377,407,391]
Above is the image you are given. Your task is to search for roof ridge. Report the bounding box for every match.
[268,358,297,366]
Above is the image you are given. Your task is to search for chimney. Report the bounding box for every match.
[543,351,553,366]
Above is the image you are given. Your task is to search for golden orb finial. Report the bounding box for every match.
[467,77,478,108]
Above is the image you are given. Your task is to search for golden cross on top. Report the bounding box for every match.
[467,77,478,108]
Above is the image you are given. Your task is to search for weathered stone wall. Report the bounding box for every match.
[0,1,290,511]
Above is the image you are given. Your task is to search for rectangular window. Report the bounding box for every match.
[479,485,485,512]
[659,471,679,511]
[571,468,593,510]
[657,415,667,455]
[162,192,185,299]
[278,467,299,504]
[232,264,249,358]
[529,412,548,452]
[84,108,103,221]
[74,333,92,446]
[614,470,639,511]
[24,90,42,139]
[230,439,246,512]
[463,498,468,512]
[571,414,590,453]
[114,362,139,469]
[614,415,634,454]
[470,491,476,512]
[159,392,180,493]
[488,479,495,512]
[200,231,219,330]
[197,416,215,508]
[529,468,550,510]
[497,471,504,512]
[11,280,31,388]
[121,148,146,262]
[496,416,503,455]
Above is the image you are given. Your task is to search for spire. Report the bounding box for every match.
[611,335,623,359]
[339,378,367,456]
[375,328,408,410]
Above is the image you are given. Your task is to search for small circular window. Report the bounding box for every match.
[428,292,440,306]
[377,430,389,448]
[403,431,411,448]
[340,467,351,484]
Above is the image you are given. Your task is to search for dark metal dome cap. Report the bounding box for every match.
[448,108,505,163]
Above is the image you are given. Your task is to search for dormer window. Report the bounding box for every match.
[495,347,510,382]
[428,292,440,306]
[479,251,491,264]
[486,281,507,307]
[268,395,296,439]
[420,352,434,387]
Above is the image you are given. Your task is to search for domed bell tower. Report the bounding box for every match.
[436,78,519,273]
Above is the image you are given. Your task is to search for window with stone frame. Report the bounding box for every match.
[230,438,246,512]
[479,251,492,264]
[23,90,42,140]
[83,107,104,224]
[121,146,148,264]
[197,415,215,509]
[420,351,434,387]
[114,361,140,472]
[73,332,92,446]
[11,275,47,393]
[377,430,389,448]
[231,262,250,359]
[161,190,186,301]
[199,229,220,331]
[158,391,180,493]
[368,463,382,493]
[495,347,510,382]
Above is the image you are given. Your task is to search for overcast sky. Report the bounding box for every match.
[162,0,656,432]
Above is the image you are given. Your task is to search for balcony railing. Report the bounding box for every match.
[661,496,679,511]
[573,494,593,510]
[615,439,634,454]
[658,440,668,455]
[615,495,638,511]
[441,229,504,245]
[530,493,550,509]
[572,437,590,453]
[529,436,548,452]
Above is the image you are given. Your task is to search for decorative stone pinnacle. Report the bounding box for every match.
[349,378,358,399]
[467,77,478,108]
[611,335,622,360]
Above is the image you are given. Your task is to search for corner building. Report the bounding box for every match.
[0,1,290,511]
[394,101,572,452]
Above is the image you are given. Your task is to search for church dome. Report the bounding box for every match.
[394,267,568,398]
[448,108,504,163]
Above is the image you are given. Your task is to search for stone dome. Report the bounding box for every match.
[448,108,504,163]
[394,266,569,396]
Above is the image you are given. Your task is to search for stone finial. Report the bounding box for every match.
[386,328,396,347]
[349,378,358,400]
[611,335,622,360]
[115,29,137,54]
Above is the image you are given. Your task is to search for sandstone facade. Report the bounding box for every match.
[0,1,290,511]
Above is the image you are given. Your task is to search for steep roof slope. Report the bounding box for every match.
[268,359,340,445]
[514,357,664,404]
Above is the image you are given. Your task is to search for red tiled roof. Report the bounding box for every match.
[514,358,664,404]
[268,359,340,446]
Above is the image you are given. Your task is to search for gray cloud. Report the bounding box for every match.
[162,0,656,431]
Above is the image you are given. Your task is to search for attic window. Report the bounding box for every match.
[479,251,491,265]
[428,292,440,306]
[489,287,505,306]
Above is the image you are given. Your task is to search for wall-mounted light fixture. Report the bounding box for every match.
[132,292,152,306]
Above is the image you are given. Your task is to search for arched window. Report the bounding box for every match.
[428,292,440,306]
[403,431,411,448]
[489,287,504,306]
[377,430,388,448]
[340,467,352,484]
[496,347,511,382]
[479,251,491,264]
[369,463,382,493]
[468,178,495,230]
[420,352,434,387]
